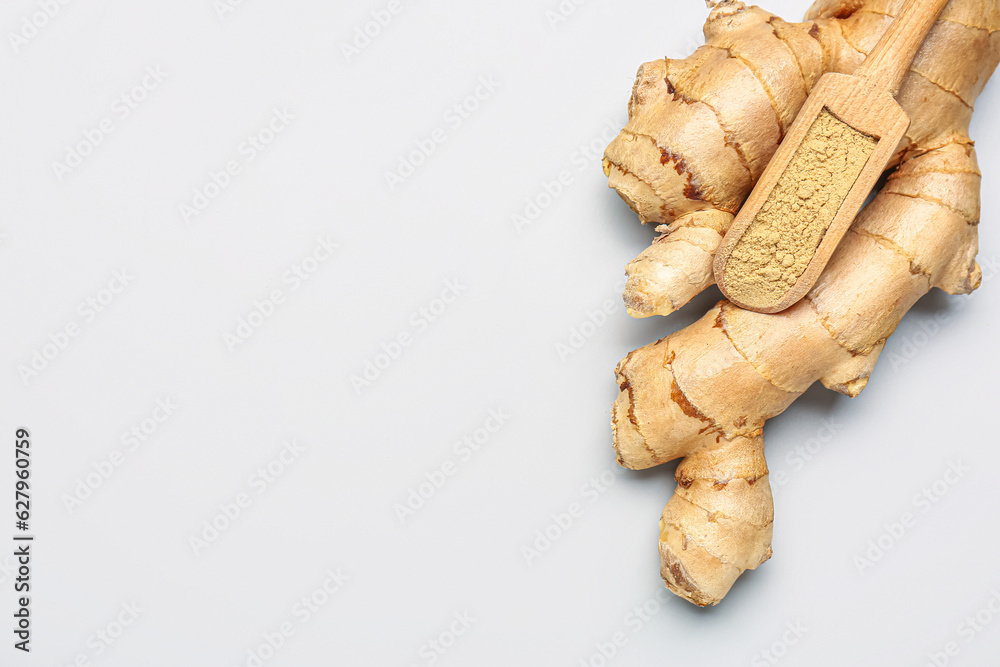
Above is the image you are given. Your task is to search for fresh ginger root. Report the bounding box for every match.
[606,0,999,606]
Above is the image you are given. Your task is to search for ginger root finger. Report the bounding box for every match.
[622,211,731,318]
[660,435,773,607]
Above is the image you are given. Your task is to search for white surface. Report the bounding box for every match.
[1,0,998,665]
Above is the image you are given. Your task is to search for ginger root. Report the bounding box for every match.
[605,0,999,606]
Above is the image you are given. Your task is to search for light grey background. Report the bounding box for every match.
[1,0,998,665]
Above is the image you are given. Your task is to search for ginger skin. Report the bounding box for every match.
[606,0,999,606]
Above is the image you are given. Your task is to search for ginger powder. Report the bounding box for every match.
[723,109,878,309]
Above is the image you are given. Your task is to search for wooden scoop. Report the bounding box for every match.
[713,0,950,314]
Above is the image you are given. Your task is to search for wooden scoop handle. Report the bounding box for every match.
[855,0,950,95]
